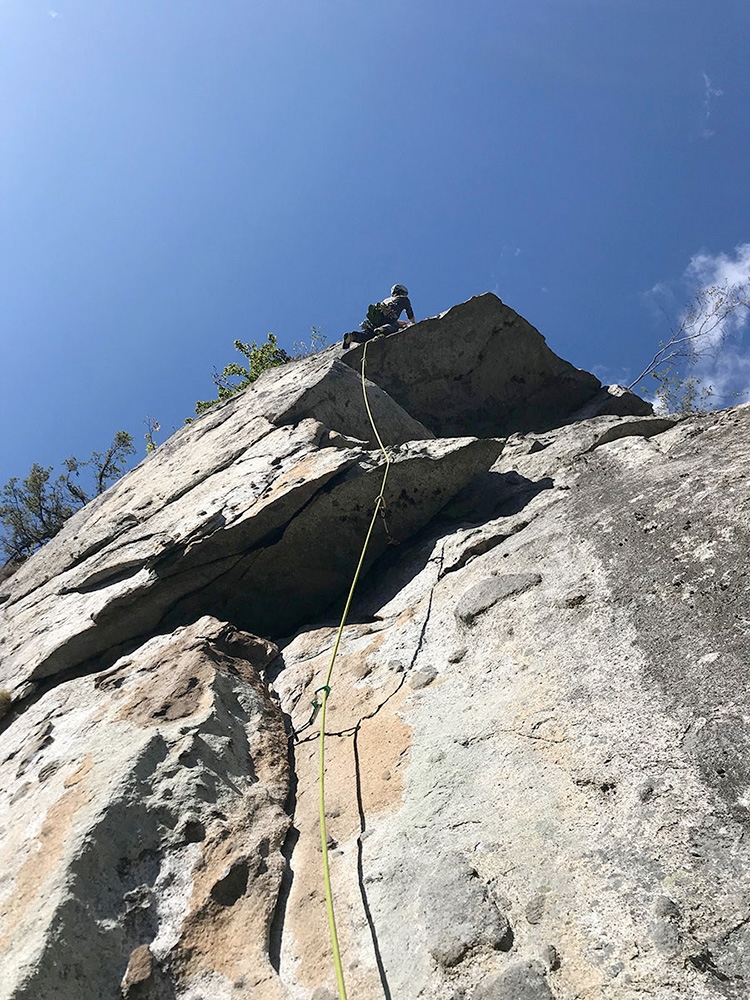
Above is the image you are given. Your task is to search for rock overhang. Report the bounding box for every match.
[0,337,505,694]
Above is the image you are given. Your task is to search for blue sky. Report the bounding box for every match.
[1,0,749,487]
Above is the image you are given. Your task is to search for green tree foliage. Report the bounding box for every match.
[194,334,291,416]
[0,431,135,561]
[0,465,76,560]
[192,328,329,418]
[292,325,328,358]
[648,365,715,416]
[144,416,160,454]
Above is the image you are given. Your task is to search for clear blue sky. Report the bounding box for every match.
[1,0,749,486]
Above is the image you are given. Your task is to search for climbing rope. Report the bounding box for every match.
[316,338,393,1000]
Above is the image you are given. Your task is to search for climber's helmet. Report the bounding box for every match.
[391,284,409,297]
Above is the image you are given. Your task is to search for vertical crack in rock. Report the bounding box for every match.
[349,563,441,1000]
[353,724,393,1000]
[268,709,300,975]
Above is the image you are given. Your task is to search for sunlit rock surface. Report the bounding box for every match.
[3,297,748,1000]
[341,293,610,437]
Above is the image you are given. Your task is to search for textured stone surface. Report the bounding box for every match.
[342,293,602,437]
[0,297,746,1000]
[0,356,494,698]
[567,382,654,421]
[455,572,542,622]
[473,960,554,999]
[0,617,290,1000]
[419,858,511,967]
[271,404,750,999]
[164,436,505,640]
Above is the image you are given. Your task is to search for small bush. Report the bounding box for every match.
[650,365,715,415]
[292,325,328,358]
[144,416,160,454]
[0,689,12,720]
[193,334,290,417]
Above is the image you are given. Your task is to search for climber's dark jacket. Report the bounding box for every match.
[378,293,414,325]
[359,294,415,338]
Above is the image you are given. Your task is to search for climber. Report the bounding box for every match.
[342,284,415,349]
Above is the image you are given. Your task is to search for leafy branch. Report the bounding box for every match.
[193,333,291,417]
[192,327,327,418]
[0,431,135,562]
[629,281,750,392]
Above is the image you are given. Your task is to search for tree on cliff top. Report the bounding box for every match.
[193,334,290,416]
[0,431,135,562]
[192,328,327,417]
[629,279,750,414]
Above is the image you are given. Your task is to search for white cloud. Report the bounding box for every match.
[699,72,724,140]
[687,243,750,301]
[682,244,750,404]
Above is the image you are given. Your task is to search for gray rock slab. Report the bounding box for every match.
[2,355,429,609]
[455,573,542,622]
[473,960,553,999]
[4,297,750,1000]
[494,413,677,483]
[166,437,505,639]
[342,293,602,437]
[273,403,750,1000]
[566,383,653,421]
[569,403,750,812]
[0,617,291,1000]
[420,858,510,967]
[0,356,475,695]
[253,351,434,446]
[0,420,358,693]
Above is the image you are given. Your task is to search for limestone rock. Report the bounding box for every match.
[473,960,554,999]
[342,293,602,437]
[271,404,750,999]
[567,382,654,421]
[165,436,505,640]
[455,572,542,623]
[419,858,511,967]
[0,355,498,698]
[495,413,677,483]
[1,296,748,1000]
[0,617,290,1000]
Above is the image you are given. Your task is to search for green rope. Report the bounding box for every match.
[318,338,392,1000]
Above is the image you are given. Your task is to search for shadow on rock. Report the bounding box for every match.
[439,470,555,523]
[346,471,554,623]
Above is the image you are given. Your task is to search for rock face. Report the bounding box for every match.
[566,382,654,422]
[0,353,493,698]
[0,617,290,1000]
[2,295,748,1000]
[341,293,608,437]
